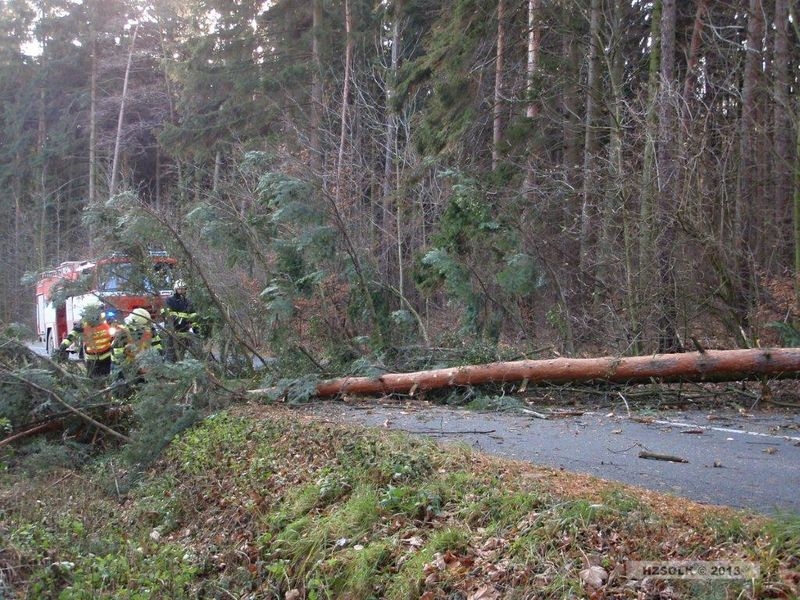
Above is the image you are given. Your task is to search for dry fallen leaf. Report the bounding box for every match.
[580,565,608,589]
[481,537,506,551]
[468,584,501,600]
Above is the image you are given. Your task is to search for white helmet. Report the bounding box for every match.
[125,307,151,327]
[173,279,187,291]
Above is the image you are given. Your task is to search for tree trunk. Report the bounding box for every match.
[337,0,352,196]
[655,0,682,353]
[638,0,661,308]
[382,0,403,296]
[88,5,97,209]
[213,149,221,193]
[579,0,602,272]
[740,0,765,262]
[607,0,641,354]
[522,0,541,191]
[525,0,540,121]
[110,24,138,200]
[309,0,324,175]
[788,4,800,317]
[773,0,793,266]
[731,0,764,346]
[795,111,800,317]
[256,348,800,399]
[561,35,581,195]
[680,0,708,133]
[492,0,505,171]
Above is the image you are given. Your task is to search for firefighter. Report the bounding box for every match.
[112,307,164,365]
[57,320,84,358]
[57,303,114,378]
[161,279,199,362]
[112,307,163,396]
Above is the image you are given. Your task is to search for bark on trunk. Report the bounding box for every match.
[88,8,97,209]
[773,0,793,265]
[337,0,352,194]
[655,0,681,353]
[492,0,505,171]
[309,0,324,174]
[680,0,707,130]
[260,348,800,399]
[110,24,139,199]
[525,0,540,121]
[578,0,602,271]
[381,0,402,292]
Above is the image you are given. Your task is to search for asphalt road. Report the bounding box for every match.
[299,400,800,516]
[29,340,799,515]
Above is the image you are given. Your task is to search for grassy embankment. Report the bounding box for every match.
[2,405,798,599]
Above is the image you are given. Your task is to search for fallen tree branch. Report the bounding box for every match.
[0,422,62,447]
[638,450,689,463]
[392,428,496,436]
[547,410,586,418]
[761,397,800,409]
[4,370,131,443]
[519,408,550,419]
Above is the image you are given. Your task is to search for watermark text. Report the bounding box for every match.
[626,560,759,580]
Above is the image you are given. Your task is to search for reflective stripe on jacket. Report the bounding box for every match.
[83,322,114,360]
[163,293,198,332]
[59,329,82,351]
[112,326,163,364]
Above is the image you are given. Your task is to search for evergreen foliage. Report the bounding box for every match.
[0,330,223,481]
[2,1,800,592]
[766,322,800,348]
[416,171,544,340]
[0,0,798,374]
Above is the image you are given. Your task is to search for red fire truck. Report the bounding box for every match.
[35,252,177,354]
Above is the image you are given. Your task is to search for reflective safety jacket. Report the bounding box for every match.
[81,321,114,361]
[162,292,198,333]
[112,325,163,365]
[59,327,83,353]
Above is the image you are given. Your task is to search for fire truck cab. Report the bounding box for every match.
[35,252,177,354]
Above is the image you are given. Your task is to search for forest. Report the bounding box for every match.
[1,0,799,370]
[3,3,800,596]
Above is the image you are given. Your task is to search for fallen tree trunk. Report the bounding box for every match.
[258,348,800,399]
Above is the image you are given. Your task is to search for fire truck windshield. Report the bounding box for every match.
[97,261,174,294]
